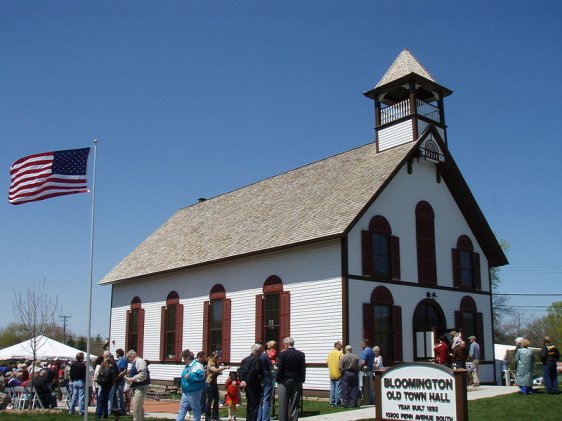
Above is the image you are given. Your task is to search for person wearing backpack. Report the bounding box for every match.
[96,352,116,419]
[177,349,206,421]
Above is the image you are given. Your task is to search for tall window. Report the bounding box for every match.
[363,287,402,365]
[255,276,290,348]
[452,235,481,290]
[203,284,231,362]
[416,201,437,285]
[126,297,145,356]
[362,216,400,280]
[160,291,184,362]
[455,296,485,359]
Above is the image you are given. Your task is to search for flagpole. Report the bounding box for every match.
[85,139,98,421]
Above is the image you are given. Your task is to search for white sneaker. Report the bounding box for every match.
[186,411,192,420]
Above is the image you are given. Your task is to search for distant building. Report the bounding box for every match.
[101,50,507,390]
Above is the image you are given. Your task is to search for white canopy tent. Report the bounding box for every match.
[0,335,96,361]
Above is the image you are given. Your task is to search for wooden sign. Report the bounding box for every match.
[375,363,467,421]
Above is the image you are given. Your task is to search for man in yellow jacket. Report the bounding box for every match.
[326,341,343,407]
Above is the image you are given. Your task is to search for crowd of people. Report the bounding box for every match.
[175,337,305,421]
[512,335,560,395]
[325,339,383,409]
[2,332,559,419]
[432,330,482,387]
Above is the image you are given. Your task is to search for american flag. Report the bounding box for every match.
[9,147,90,205]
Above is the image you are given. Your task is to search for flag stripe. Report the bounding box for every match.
[8,148,90,205]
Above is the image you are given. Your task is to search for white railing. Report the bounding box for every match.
[380,99,410,125]
[380,99,441,125]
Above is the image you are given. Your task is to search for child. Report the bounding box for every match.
[225,371,241,421]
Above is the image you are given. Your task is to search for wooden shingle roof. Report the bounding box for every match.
[100,141,414,284]
[375,49,435,88]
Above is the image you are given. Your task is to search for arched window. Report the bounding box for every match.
[126,297,145,356]
[203,284,231,362]
[452,235,481,290]
[160,291,184,362]
[416,201,437,285]
[455,296,485,359]
[362,216,400,280]
[412,299,446,360]
[363,287,402,365]
[255,276,290,349]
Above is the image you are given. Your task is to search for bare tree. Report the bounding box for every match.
[12,278,59,363]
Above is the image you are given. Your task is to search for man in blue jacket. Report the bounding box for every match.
[177,349,206,421]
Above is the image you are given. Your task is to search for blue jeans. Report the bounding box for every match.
[543,360,559,393]
[258,377,273,421]
[114,381,125,412]
[329,378,342,406]
[177,389,203,421]
[69,379,86,415]
[96,384,110,419]
[205,382,219,419]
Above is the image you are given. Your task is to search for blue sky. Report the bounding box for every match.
[1,1,561,338]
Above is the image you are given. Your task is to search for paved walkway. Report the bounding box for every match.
[143,385,520,420]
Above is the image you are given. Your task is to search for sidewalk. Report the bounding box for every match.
[144,385,520,420]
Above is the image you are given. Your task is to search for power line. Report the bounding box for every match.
[494,293,562,296]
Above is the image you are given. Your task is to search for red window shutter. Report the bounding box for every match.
[362,230,373,276]
[138,308,145,356]
[222,298,232,363]
[279,291,291,341]
[202,300,210,357]
[363,303,374,345]
[473,252,481,290]
[125,310,131,352]
[454,311,463,335]
[452,248,461,288]
[475,312,484,360]
[255,294,264,343]
[390,235,401,280]
[175,304,184,362]
[160,306,166,361]
[392,306,403,363]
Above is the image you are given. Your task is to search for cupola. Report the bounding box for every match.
[364,50,453,154]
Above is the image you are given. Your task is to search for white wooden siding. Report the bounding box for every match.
[347,160,489,291]
[109,240,343,390]
[348,279,494,383]
[378,120,413,151]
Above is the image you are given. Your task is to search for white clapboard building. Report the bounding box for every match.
[101,50,508,391]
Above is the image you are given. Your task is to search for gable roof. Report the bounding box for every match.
[101,134,507,285]
[100,142,414,284]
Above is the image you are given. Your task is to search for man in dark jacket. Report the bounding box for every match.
[540,336,560,394]
[276,337,306,421]
[237,344,263,421]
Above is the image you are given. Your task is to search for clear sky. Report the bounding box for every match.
[1,0,561,338]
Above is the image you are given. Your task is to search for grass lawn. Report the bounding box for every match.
[0,399,352,420]
[356,390,562,421]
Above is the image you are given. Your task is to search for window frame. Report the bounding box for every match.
[362,216,400,280]
[160,291,183,363]
[255,276,290,349]
[125,296,145,356]
[452,235,481,290]
[203,284,231,362]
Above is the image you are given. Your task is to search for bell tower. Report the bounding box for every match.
[364,50,452,154]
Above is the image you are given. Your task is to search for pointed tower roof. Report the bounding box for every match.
[375,49,435,88]
[364,49,452,100]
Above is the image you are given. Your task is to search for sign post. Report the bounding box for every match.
[375,363,467,421]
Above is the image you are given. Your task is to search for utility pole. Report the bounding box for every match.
[59,312,71,344]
